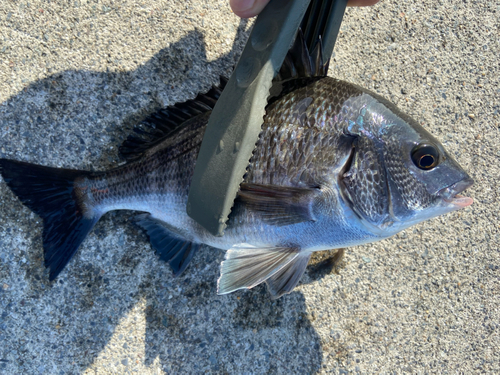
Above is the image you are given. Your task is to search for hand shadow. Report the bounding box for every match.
[0,19,324,374]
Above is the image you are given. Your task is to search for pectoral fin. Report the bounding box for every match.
[217,244,301,296]
[237,183,320,226]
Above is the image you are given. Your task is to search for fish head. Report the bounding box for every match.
[340,97,473,236]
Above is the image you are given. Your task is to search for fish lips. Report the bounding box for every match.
[438,177,474,208]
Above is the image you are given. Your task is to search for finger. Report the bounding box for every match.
[230,0,271,18]
[230,0,380,19]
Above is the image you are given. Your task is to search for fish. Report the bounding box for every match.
[0,33,473,299]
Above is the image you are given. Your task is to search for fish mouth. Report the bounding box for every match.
[444,194,473,208]
[438,177,474,208]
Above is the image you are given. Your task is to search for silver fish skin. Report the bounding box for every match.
[0,78,473,298]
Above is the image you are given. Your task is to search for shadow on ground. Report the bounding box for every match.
[0,19,334,374]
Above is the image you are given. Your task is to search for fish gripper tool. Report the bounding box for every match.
[187,0,348,236]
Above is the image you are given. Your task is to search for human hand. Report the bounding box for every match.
[230,0,380,19]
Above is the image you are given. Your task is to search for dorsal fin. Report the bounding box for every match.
[275,29,329,83]
[269,30,329,103]
[119,76,228,162]
[120,30,327,162]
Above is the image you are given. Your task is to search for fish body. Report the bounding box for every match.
[75,80,373,252]
[0,36,473,298]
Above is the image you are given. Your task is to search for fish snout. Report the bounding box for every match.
[438,177,474,208]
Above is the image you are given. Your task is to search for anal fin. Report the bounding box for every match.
[135,214,198,277]
[217,244,303,297]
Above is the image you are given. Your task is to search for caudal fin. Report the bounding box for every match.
[0,159,100,280]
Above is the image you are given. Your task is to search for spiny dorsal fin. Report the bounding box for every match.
[119,76,228,162]
[275,29,329,83]
[269,30,329,103]
[120,29,327,162]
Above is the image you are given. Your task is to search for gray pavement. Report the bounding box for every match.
[0,0,498,373]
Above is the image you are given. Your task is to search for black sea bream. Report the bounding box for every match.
[0,35,473,298]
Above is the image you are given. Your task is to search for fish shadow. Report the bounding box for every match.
[140,244,323,373]
[0,20,325,374]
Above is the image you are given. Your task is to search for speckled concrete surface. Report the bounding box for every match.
[0,0,498,374]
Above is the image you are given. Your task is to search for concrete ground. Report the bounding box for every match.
[0,0,498,373]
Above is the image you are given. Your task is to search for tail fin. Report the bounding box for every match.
[0,159,100,280]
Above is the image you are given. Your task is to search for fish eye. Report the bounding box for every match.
[411,144,439,170]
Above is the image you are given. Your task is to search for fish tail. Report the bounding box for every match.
[0,159,101,280]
